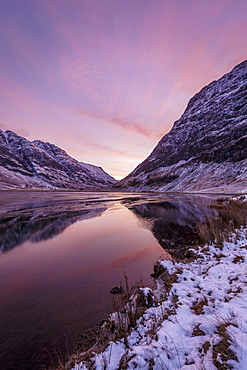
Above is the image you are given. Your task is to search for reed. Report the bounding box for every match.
[196,198,247,247]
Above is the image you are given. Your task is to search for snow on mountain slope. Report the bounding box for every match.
[0,130,116,190]
[114,59,247,193]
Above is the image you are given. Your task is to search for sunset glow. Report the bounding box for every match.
[1,0,247,179]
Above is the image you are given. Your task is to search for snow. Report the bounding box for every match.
[116,59,247,194]
[120,158,247,194]
[71,227,247,369]
[0,129,116,190]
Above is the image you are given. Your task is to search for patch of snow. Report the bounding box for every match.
[71,227,247,369]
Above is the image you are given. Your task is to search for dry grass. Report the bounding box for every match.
[196,199,247,247]
[199,340,210,356]
[192,324,205,337]
[152,263,182,295]
[55,274,155,370]
[117,353,136,370]
[191,297,208,315]
[232,255,244,264]
[53,198,247,369]
[212,322,238,369]
[61,266,184,369]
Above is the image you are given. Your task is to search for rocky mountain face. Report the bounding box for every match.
[0,130,116,190]
[114,59,247,193]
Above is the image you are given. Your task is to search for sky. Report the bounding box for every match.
[0,0,247,180]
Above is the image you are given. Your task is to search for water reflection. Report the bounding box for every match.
[0,192,165,369]
[0,201,108,252]
[123,196,214,259]
[0,191,216,369]
[0,191,155,253]
[0,192,215,257]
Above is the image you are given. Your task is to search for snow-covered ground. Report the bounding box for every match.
[71,225,247,369]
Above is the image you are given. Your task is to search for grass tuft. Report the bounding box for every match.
[212,322,238,369]
[191,297,208,315]
[196,199,247,247]
[192,324,205,337]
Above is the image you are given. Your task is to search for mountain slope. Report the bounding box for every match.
[114,59,247,193]
[0,130,116,190]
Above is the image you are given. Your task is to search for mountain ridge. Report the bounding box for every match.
[113,59,247,193]
[0,130,116,190]
[1,59,246,193]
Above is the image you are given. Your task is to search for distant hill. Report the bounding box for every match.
[0,130,116,190]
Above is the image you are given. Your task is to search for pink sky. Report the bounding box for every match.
[0,0,247,179]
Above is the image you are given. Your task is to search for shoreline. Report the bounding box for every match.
[65,197,247,370]
[69,227,247,370]
[0,188,246,197]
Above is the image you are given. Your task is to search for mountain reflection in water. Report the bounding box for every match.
[123,196,215,259]
[0,192,215,257]
[0,200,108,252]
[0,191,217,370]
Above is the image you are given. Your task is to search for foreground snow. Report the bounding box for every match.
[72,227,247,369]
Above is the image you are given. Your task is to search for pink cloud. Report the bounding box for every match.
[1,0,247,179]
[74,109,161,139]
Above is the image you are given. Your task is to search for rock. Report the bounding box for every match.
[150,262,166,278]
[110,286,124,295]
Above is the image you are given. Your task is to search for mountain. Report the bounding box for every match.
[114,59,247,193]
[0,130,116,190]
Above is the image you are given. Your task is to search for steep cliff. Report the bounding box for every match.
[114,60,247,193]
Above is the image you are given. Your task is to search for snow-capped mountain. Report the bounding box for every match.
[114,59,247,193]
[0,130,116,189]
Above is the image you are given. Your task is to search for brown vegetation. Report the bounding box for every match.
[192,324,205,337]
[54,197,247,369]
[191,296,208,315]
[212,322,238,369]
[56,274,155,370]
[196,198,247,247]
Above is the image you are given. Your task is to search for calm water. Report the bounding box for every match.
[0,191,216,369]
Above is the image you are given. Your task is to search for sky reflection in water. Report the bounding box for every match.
[0,191,216,369]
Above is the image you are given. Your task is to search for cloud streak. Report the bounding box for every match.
[74,109,162,139]
[0,0,247,178]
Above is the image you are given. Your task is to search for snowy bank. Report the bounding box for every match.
[68,200,247,370]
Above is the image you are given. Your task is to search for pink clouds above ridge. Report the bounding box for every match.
[0,0,247,179]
